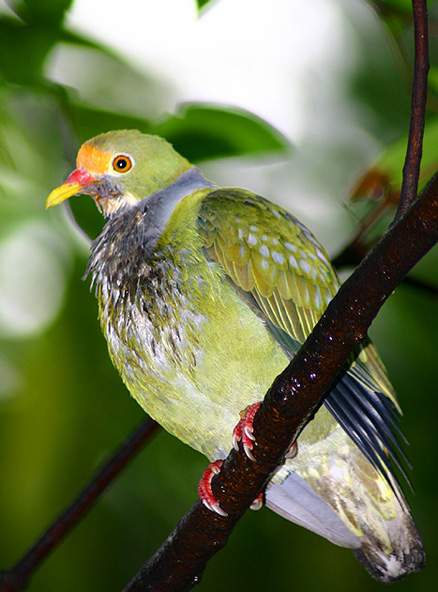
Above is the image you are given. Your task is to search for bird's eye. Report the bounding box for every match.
[112,154,133,173]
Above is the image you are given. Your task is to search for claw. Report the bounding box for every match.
[232,402,262,461]
[198,460,228,517]
[285,440,298,460]
[244,426,255,441]
[244,444,256,461]
[250,491,264,511]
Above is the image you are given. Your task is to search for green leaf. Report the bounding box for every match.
[370,0,411,33]
[60,29,124,62]
[430,67,438,96]
[11,0,73,26]
[67,103,153,144]
[376,0,411,13]
[153,103,289,162]
[195,0,215,11]
[0,16,57,85]
[0,0,73,86]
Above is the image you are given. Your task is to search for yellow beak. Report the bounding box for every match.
[45,168,97,209]
[45,183,83,209]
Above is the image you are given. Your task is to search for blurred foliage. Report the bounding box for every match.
[373,0,412,35]
[376,117,438,189]
[16,0,73,25]
[346,0,438,256]
[352,117,438,205]
[154,104,288,161]
[68,102,288,162]
[0,1,438,592]
[195,0,214,11]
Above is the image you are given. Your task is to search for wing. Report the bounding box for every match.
[198,188,410,490]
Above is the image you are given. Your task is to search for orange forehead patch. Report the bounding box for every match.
[77,143,112,174]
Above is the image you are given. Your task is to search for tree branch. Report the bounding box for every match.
[0,418,159,592]
[332,238,438,299]
[395,0,429,221]
[123,172,438,592]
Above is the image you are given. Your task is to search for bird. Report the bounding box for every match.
[46,129,424,582]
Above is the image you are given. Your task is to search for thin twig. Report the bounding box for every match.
[0,418,159,592]
[395,0,429,221]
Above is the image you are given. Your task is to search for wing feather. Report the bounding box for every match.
[198,188,410,491]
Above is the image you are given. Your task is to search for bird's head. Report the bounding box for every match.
[45,130,191,217]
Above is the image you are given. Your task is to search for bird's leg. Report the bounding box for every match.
[232,402,298,462]
[199,403,297,517]
[198,460,228,517]
[199,401,264,517]
[232,401,262,461]
[232,402,265,511]
[198,460,265,516]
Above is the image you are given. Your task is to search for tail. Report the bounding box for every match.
[352,497,425,582]
[265,445,425,582]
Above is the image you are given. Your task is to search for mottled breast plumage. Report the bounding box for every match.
[86,198,213,385]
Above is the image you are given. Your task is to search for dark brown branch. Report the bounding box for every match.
[331,226,438,302]
[395,0,429,221]
[124,172,438,592]
[0,418,159,592]
[334,248,438,298]
[331,240,367,269]
[332,240,438,298]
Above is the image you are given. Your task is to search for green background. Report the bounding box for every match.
[1,1,438,590]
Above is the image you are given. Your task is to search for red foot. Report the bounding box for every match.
[198,459,264,516]
[232,402,262,461]
[198,460,228,517]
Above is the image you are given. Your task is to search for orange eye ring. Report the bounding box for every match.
[112,154,133,173]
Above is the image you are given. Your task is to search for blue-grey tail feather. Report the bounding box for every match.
[326,375,412,494]
[265,472,360,549]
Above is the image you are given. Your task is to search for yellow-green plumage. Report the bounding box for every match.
[47,130,424,582]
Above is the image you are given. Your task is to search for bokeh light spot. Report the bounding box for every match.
[0,221,70,338]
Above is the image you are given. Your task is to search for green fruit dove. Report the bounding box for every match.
[46,130,424,582]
